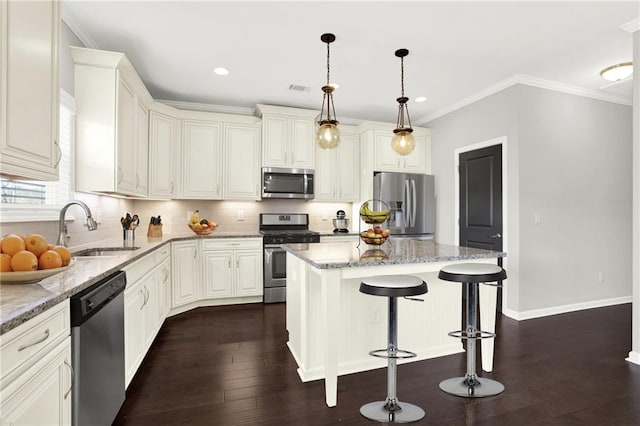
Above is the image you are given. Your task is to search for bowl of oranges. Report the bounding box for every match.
[0,234,73,284]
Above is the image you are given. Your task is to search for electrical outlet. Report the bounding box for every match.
[322,211,328,221]
[598,272,606,284]
[237,210,245,221]
[534,211,542,225]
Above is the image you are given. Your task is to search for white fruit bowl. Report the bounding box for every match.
[0,260,75,285]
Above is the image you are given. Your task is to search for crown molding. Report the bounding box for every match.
[159,100,256,116]
[417,74,633,125]
[621,17,640,33]
[61,3,99,49]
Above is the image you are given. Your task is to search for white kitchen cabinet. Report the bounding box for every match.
[71,46,152,197]
[257,104,317,169]
[202,250,234,299]
[223,123,261,200]
[149,106,179,198]
[0,0,61,180]
[370,130,430,173]
[0,301,71,425]
[171,240,200,307]
[201,239,263,299]
[123,245,170,386]
[157,257,172,321]
[180,120,223,199]
[315,128,360,202]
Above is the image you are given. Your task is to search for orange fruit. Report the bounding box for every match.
[52,246,71,267]
[39,250,62,270]
[0,253,11,272]
[10,250,38,271]
[2,235,26,256]
[0,237,3,253]
[47,244,55,250]
[25,234,48,257]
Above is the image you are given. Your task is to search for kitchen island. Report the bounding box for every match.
[284,239,506,407]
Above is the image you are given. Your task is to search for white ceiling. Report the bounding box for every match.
[62,1,638,125]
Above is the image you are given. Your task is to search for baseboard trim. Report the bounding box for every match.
[626,351,640,366]
[503,296,632,321]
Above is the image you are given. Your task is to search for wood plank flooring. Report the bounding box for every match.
[114,303,640,425]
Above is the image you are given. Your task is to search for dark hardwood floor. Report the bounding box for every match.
[114,303,640,425]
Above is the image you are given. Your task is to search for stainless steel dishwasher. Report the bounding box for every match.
[70,271,126,426]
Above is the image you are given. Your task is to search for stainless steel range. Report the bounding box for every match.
[260,213,320,303]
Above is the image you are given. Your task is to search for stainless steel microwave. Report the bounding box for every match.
[261,167,314,199]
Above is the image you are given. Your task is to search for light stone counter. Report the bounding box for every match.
[283,239,505,408]
[0,231,261,334]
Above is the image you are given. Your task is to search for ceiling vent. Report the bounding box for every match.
[288,84,311,92]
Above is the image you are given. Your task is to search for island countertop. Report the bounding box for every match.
[283,239,506,270]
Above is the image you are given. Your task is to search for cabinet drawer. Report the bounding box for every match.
[122,252,156,284]
[202,238,262,251]
[0,300,70,388]
[153,244,170,264]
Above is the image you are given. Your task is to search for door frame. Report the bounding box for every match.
[454,136,508,308]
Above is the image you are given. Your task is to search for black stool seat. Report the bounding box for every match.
[360,275,428,298]
[438,263,506,283]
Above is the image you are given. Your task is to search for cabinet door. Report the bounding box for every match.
[234,250,263,297]
[181,121,222,199]
[290,117,315,168]
[142,277,158,350]
[124,281,145,386]
[134,99,149,196]
[262,114,288,167]
[157,258,171,321]
[0,339,71,426]
[149,111,177,198]
[116,78,137,194]
[337,132,360,201]
[202,250,233,299]
[223,124,260,200]
[171,241,200,307]
[402,132,429,173]
[373,131,402,172]
[313,145,337,201]
[0,0,60,181]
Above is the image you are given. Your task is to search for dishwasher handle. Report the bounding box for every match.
[70,271,127,327]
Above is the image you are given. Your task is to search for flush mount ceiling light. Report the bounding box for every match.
[600,62,633,82]
[391,49,415,156]
[316,33,340,150]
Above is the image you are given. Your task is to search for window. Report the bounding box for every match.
[0,91,75,222]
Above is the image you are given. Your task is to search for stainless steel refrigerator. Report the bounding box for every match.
[373,172,435,237]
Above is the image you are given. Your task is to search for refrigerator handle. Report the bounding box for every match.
[404,179,411,227]
[411,179,417,226]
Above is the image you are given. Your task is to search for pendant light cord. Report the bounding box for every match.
[400,56,405,98]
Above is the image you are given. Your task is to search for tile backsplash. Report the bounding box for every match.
[0,193,359,250]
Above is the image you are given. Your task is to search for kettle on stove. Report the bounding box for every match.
[332,210,350,233]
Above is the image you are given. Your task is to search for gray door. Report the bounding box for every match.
[459,144,503,309]
[459,144,502,251]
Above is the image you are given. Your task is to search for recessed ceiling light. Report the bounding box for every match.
[600,62,633,82]
[414,96,427,103]
[213,67,229,76]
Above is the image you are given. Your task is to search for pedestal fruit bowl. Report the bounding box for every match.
[359,200,391,245]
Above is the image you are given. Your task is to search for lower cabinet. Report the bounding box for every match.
[123,245,170,387]
[173,238,263,310]
[0,301,71,425]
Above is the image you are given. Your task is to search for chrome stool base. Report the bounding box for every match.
[439,376,504,398]
[360,401,426,423]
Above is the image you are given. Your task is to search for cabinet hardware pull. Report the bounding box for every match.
[53,140,62,168]
[236,260,240,268]
[228,260,231,268]
[118,167,124,184]
[64,359,74,400]
[170,182,174,193]
[193,247,197,258]
[18,329,50,351]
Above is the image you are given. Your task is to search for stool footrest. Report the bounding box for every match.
[447,330,496,339]
[369,348,417,359]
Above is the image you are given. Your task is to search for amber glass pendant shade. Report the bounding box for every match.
[391,130,415,155]
[316,33,340,149]
[317,122,340,149]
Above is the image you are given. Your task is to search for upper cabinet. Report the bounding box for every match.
[148,103,180,199]
[257,104,317,169]
[71,46,152,197]
[179,109,261,200]
[0,0,60,180]
[314,125,360,202]
[360,123,431,174]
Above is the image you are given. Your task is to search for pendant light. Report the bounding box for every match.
[316,33,340,150]
[391,49,415,156]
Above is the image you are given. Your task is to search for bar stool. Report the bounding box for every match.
[359,275,428,423]
[438,263,507,398]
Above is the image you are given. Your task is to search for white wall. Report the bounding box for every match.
[427,84,633,318]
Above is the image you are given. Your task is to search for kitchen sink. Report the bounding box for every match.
[72,247,141,257]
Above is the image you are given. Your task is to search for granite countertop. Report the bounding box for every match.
[0,230,262,335]
[283,239,506,270]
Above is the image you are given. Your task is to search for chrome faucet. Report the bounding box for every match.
[57,200,98,247]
